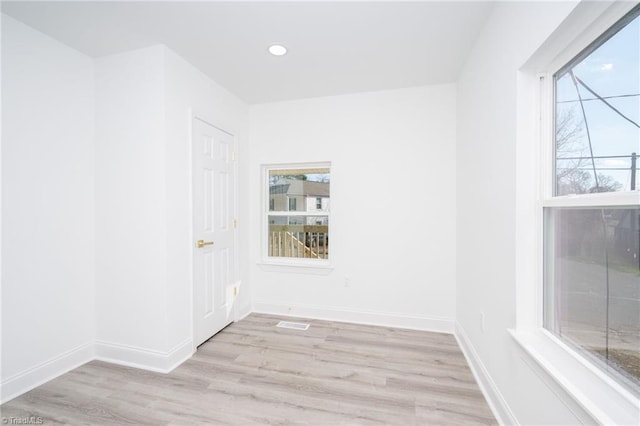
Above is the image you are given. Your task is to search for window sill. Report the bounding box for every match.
[257,260,334,275]
[509,328,639,425]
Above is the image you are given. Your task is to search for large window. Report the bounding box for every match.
[544,5,639,396]
[265,164,330,261]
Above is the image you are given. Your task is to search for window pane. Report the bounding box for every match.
[269,169,330,212]
[268,216,329,259]
[266,165,330,261]
[544,207,640,394]
[554,10,639,196]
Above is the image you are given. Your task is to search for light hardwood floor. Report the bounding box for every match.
[1,314,496,425]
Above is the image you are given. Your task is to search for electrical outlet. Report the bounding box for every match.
[344,275,351,287]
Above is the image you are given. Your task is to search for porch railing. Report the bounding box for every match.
[268,225,329,259]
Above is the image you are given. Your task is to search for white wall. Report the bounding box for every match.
[249,85,457,331]
[94,46,170,361]
[163,47,251,350]
[455,2,593,425]
[0,20,250,397]
[1,15,95,401]
[94,45,250,370]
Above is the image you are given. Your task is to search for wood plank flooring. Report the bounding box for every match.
[1,314,496,425]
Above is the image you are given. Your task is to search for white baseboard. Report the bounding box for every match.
[235,304,252,322]
[94,338,193,374]
[0,342,94,404]
[165,338,195,372]
[454,322,517,426]
[253,301,455,334]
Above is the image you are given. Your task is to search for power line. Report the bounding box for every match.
[573,75,640,128]
[570,70,600,188]
[557,154,634,161]
[557,93,640,104]
[564,167,638,171]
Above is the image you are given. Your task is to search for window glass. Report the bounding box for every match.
[554,11,639,196]
[267,166,330,260]
[544,207,640,393]
[267,216,329,259]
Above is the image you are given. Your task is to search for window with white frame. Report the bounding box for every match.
[265,164,330,261]
[543,4,639,397]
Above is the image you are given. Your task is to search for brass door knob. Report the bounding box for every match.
[196,240,214,248]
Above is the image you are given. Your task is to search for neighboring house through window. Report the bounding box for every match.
[264,163,330,261]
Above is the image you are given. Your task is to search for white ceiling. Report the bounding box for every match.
[1,1,494,104]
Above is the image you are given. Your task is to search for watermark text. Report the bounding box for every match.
[1,417,44,425]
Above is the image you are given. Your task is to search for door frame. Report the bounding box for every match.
[189,112,240,352]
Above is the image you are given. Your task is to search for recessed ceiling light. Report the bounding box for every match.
[269,44,287,56]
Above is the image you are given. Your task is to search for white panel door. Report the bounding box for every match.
[193,117,235,347]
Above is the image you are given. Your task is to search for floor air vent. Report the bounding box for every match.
[276,321,310,331]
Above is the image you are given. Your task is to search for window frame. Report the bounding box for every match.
[510,2,640,424]
[259,162,333,272]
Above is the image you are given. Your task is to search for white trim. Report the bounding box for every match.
[515,70,546,330]
[187,106,196,357]
[253,301,454,334]
[0,342,93,404]
[454,323,516,426]
[234,302,253,323]
[545,1,639,77]
[231,129,240,325]
[539,72,554,202]
[267,211,328,218]
[542,191,640,207]
[94,338,193,374]
[510,329,640,425]
[257,260,334,275]
[165,339,195,373]
[0,339,194,403]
